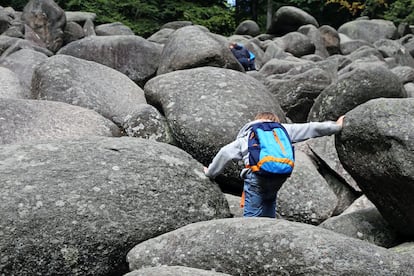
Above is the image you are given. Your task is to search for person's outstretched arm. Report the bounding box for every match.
[204,139,243,179]
[283,116,344,143]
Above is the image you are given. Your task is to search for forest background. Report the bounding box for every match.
[2,0,414,38]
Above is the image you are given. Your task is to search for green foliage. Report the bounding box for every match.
[323,0,388,19]
[4,0,234,38]
[62,0,234,37]
[384,0,414,25]
[181,4,236,35]
[60,0,161,37]
[361,0,388,18]
[3,0,412,37]
[0,0,27,10]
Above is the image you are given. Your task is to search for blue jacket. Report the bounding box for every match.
[231,44,250,60]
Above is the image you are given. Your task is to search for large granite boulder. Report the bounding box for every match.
[126,266,232,276]
[127,218,414,275]
[275,31,315,57]
[234,20,260,37]
[298,24,329,58]
[320,207,400,248]
[319,25,340,55]
[0,67,28,99]
[161,20,193,30]
[261,41,291,65]
[0,36,53,57]
[156,26,242,75]
[267,6,318,36]
[65,11,96,23]
[342,195,376,215]
[62,21,85,45]
[405,82,414,97]
[277,151,338,224]
[259,57,310,77]
[57,35,163,86]
[0,7,23,38]
[144,66,285,166]
[31,54,147,127]
[390,242,414,259]
[144,66,285,192]
[265,67,333,122]
[224,193,244,218]
[147,28,175,45]
[344,46,384,63]
[0,137,230,275]
[305,135,359,192]
[83,18,95,36]
[399,34,414,57]
[95,22,134,36]
[21,0,66,52]
[122,104,175,144]
[340,37,374,55]
[0,7,12,34]
[308,62,407,121]
[336,98,414,239]
[299,136,360,215]
[374,39,414,67]
[338,19,398,44]
[0,48,48,94]
[0,98,120,145]
[391,65,414,84]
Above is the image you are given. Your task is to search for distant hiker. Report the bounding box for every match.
[204,112,344,218]
[229,42,256,71]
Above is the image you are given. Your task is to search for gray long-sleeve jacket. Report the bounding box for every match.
[205,119,342,178]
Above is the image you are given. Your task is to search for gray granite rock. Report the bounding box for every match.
[0,137,231,275]
[336,98,414,238]
[0,98,120,145]
[127,218,414,275]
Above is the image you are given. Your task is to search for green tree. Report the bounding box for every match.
[1,0,29,10]
[325,0,389,18]
[61,0,235,37]
[4,0,235,37]
[384,0,414,25]
[235,0,273,31]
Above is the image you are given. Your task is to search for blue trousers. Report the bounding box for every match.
[238,57,256,71]
[243,171,286,218]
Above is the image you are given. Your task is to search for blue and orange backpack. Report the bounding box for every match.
[247,122,294,176]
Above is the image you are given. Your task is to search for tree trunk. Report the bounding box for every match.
[266,0,272,29]
[252,0,258,22]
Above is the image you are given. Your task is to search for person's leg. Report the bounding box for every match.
[243,172,287,217]
[261,197,277,218]
[243,172,263,217]
[257,175,287,218]
[249,61,256,70]
[238,57,250,71]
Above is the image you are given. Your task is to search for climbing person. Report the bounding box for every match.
[229,42,256,71]
[204,111,344,218]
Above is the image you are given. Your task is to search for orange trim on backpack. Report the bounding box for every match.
[247,156,294,172]
[273,130,286,155]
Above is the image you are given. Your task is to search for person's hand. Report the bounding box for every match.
[203,166,208,174]
[336,115,345,127]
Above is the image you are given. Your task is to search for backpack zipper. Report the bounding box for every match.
[273,129,286,155]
